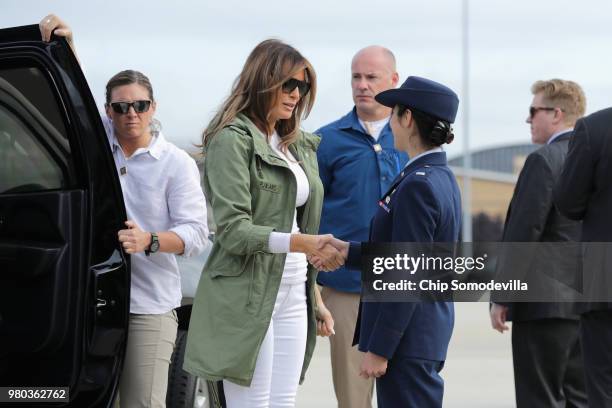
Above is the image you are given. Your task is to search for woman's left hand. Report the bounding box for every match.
[316,304,335,337]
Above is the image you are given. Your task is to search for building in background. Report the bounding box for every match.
[449,144,537,241]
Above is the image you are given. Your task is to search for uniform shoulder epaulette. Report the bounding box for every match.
[414,164,431,176]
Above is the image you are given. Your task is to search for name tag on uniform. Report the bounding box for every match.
[378,194,393,213]
[378,200,390,213]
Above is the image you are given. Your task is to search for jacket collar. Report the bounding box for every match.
[548,130,572,145]
[379,151,448,205]
[230,113,305,168]
[400,151,447,177]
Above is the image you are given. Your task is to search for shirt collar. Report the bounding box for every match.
[338,107,366,133]
[338,107,391,136]
[108,124,166,160]
[547,128,573,145]
[403,147,443,169]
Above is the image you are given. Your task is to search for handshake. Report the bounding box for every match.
[291,234,349,272]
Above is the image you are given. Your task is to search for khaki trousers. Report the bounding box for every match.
[115,310,178,408]
[321,286,373,408]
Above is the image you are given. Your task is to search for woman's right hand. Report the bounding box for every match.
[307,237,349,272]
[39,14,74,46]
[290,233,345,271]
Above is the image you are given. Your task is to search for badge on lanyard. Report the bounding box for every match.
[378,189,394,213]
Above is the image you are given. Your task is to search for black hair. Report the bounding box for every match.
[396,105,454,147]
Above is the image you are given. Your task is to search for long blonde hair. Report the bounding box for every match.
[202,39,316,152]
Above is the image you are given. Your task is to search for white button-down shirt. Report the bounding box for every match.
[103,117,209,314]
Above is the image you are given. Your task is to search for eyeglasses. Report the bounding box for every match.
[109,100,152,114]
[282,78,311,96]
[529,106,556,118]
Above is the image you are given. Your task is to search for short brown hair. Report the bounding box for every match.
[531,79,586,125]
[105,69,155,104]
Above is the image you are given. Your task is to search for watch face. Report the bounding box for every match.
[150,234,160,253]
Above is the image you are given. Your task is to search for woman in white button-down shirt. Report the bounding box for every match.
[40,15,210,408]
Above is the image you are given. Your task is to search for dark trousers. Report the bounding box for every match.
[512,318,587,408]
[580,310,612,407]
[376,356,444,408]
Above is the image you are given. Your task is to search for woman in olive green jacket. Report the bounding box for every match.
[184,40,343,407]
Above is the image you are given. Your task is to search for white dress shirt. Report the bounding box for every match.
[103,117,209,314]
[547,128,573,145]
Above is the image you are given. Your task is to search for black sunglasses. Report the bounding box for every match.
[529,106,556,118]
[109,100,152,114]
[282,78,311,96]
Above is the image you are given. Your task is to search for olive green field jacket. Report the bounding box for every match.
[183,113,324,386]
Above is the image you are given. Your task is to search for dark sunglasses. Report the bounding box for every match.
[282,78,311,96]
[529,106,556,118]
[109,100,152,114]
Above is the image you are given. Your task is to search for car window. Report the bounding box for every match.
[0,66,73,194]
[0,107,63,193]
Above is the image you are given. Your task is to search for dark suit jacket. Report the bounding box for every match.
[554,108,612,313]
[496,132,581,321]
[347,152,462,361]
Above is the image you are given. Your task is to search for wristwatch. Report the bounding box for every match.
[145,232,160,256]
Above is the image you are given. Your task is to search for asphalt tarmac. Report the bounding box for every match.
[296,302,515,407]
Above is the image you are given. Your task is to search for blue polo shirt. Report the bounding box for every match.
[315,108,409,293]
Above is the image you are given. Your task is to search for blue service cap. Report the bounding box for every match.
[375,76,459,123]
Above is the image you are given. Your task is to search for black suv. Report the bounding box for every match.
[0,24,221,408]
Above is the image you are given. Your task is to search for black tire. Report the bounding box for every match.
[167,329,223,408]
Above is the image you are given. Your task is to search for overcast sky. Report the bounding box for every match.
[3,0,612,158]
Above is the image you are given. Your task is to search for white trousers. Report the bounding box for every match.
[224,281,308,408]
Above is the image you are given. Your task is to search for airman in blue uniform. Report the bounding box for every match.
[344,76,462,407]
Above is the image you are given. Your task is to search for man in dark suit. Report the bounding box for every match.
[554,104,612,407]
[490,79,588,407]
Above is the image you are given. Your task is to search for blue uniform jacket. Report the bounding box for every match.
[347,151,462,361]
[316,108,408,293]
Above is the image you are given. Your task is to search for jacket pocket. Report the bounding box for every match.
[209,253,254,278]
[208,253,265,315]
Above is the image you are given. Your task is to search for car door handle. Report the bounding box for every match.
[91,249,124,277]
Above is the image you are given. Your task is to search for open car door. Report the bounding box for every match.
[0,25,129,407]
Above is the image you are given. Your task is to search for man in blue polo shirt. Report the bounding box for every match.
[316,45,408,408]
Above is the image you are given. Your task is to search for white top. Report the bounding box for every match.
[266,132,309,285]
[359,117,390,141]
[103,117,210,314]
